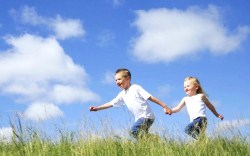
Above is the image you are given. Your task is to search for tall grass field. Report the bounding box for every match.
[0,116,249,156]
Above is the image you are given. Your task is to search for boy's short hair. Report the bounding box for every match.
[115,68,131,78]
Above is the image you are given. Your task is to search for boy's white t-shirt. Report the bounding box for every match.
[110,84,154,121]
[184,94,206,122]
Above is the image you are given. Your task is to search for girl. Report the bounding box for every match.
[171,76,223,139]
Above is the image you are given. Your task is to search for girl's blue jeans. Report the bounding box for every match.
[130,117,154,138]
[185,117,207,139]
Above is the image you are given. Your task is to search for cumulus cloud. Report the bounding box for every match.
[0,34,99,121]
[23,102,63,121]
[131,5,250,63]
[50,85,99,104]
[13,5,46,25]
[10,6,85,40]
[51,16,85,40]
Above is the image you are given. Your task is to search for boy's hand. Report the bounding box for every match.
[218,114,224,120]
[89,106,98,111]
[164,108,172,115]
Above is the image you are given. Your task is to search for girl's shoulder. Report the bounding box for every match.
[196,93,209,102]
[184,94,205,100]
[197,93,205,97]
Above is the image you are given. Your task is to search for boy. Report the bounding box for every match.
[89,68,172,138]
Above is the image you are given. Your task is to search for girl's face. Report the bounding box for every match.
[115,72,130,90]
[184,80,198,96]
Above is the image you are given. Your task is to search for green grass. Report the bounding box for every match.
[1,134,249,156]
[1,117,249,156]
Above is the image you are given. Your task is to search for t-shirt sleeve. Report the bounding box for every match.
[137,85,151,100]
[109,92,124,107]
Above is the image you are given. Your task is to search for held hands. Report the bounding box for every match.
[89,106,98,111]
[164,108,172,115]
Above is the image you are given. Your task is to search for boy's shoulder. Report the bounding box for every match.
[129,84,146,92]
[130,84,141,88]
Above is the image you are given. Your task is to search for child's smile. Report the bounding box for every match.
[184,81,198,96]
[115,73,131,90]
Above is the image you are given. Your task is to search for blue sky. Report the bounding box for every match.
[0,0,250,141]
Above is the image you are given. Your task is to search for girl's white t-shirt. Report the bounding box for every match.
[110,84,154,121]
[184,94,206,122]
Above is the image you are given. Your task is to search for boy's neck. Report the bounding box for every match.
[124,83,131,90]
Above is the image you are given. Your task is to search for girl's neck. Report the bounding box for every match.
[188,93,198,97]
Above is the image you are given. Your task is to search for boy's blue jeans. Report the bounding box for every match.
[130,117,154,138]
[185,117,207,139]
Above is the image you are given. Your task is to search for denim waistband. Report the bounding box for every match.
[195,117,207,120]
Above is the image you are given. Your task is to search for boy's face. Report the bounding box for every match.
[115,72,130,90]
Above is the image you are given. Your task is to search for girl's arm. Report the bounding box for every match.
[89,102,113,111]
[202,94,224,120]
[171,98,185,113]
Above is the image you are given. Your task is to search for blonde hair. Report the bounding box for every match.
[115,68,131,79]
[184,76,206,95]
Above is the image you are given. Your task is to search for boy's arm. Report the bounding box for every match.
[148,96,172,115]
[171,98,185,113]
[202,95,224,120]
[89,102,113,111]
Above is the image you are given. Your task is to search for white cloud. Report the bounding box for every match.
[14,6,46,25]
[23,102,63,121]
[10,6,85,40]
[0,34,99,121]
[131,5,250,63]
[51,15,85,40]
[50,84,99,104]
[0,127,12,143]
